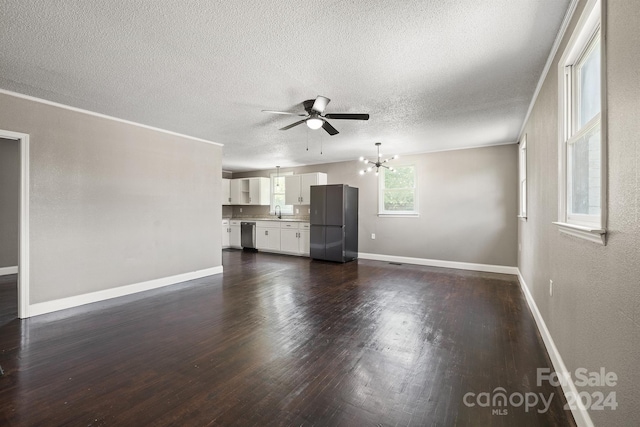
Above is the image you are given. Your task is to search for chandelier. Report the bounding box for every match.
[359,142,398,175]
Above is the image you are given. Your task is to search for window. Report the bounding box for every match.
[379,165,418,216]
[519,134,527,219]
[556,0,605,244]
[270,171,293,215]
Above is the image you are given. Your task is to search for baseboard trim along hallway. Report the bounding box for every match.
[0,266,18,276]
[517,270,594,427]
[27,266,224,317]
[358,252,518,275]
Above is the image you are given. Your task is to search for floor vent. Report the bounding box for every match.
[389,262,403,266]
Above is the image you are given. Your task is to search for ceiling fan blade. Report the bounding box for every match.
[312,96,331,114]
[262,110,307,116]
[322,120,339,136]
[279,120,306,131]
[324,113,370,120]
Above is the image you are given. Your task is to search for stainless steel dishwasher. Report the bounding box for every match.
[241,222,256,250]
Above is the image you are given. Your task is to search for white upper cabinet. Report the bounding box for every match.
[229,179,244,205]
[248,177,270,205]
[222,178,231,205]
[284,175,302,206]
[285,173,327,205]
[228,177,270,205]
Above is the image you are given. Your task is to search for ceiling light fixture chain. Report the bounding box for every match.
[359,142,398,176]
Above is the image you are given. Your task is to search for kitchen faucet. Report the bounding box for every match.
[274,205,282,219]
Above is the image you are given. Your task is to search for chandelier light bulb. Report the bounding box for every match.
[359,170,365,175]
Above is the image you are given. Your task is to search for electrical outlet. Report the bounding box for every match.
[371,233,376,239]
[549,280,553,296]
[308,208,310,214]
[239,208,242,213]
[296,208,299,214]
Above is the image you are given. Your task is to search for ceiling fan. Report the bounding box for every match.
[262,96,369,136]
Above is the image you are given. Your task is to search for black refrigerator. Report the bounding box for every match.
[309,184,358,262]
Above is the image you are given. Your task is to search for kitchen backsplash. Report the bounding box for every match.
[225,204,310,220]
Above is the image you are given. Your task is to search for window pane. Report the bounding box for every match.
[521,179,527,216]
[384,166,414,189]
[273,194,284,206]
[380,166,417,214]
[570,123,600,215]
[384,189,415,211]
[271,174,293,214]
[578,38,601,129]
[273,176,285,190]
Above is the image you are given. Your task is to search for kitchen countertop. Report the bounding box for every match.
[222,217,310,222]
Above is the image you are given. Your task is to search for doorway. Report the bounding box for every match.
[0,137,19,323]
[0,130,30,319]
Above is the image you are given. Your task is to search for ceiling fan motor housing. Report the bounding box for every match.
[303,99,316,113]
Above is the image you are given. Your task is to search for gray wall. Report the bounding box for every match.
[519,0,640,425]
[235,143,518,267]
[0,137,19,269]
[0,92,222,304]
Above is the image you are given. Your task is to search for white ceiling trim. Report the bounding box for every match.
[0,88,223,147]
[401,140,518,157]
[518,0,580,140]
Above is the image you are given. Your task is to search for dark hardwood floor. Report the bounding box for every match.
[0,274,18,327]
[0,251,575,426]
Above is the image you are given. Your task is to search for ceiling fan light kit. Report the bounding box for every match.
[359,142,398,176]
[263,95,369,136]
[306,117,323,130]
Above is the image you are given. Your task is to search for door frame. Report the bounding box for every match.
[0,129,30,318]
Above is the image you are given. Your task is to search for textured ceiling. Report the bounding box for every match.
[0,0,570,172]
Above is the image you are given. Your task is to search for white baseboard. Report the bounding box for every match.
[358,252,518,275]
[0,266,18,276]
[517,271,594,427]
[28,266,224,317]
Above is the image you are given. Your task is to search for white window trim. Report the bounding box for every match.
[556,0,606,244]
[518,134,527,220]
[270,171,294,215]
[378,164,419,217]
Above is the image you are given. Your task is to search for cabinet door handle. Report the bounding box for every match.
[265,230,268,236]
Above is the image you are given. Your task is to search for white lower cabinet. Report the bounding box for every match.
[256,221,281,252]
[222,219,230,248]
[280,227,300,254]
[299,224,310,256]
[280,222,310,255]
[229,220,241,248]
